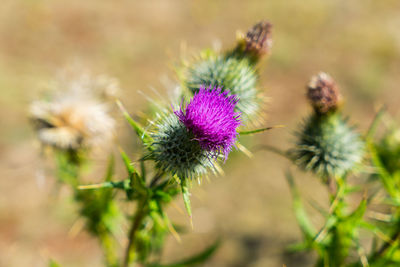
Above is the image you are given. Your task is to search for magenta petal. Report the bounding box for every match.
[175,85,241,159]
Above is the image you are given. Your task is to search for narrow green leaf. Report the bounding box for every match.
[359,221,392,243]
[344,185,362,194]
[306,197,328,217]
[286,170,316,240]
[180,178,192,223]
[313,215,338,243]
[146,239,220,267]
[238,125,284,135]
[78,179,130,190]
[354,240,369,267]
[348,197,367,222]
[78,181,114,190]
[119,147,148,197]
[119,147,139,176]
[286,241,312,252]
[365,106,386,140]
[116,100,153,145]
[368,142,398,198]
[104,154,115,182]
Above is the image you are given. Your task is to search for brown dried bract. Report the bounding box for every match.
[245,21,273,55]
[307,72,342,114]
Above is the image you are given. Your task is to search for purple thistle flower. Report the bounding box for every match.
[175,85,241,159]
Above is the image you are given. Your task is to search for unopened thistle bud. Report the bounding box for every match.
[245,20,273,56]
[292,73,363,178]
[293,113,364,178]
[149,86,241,179]
[184,54,260,125]
[307,72,342,114]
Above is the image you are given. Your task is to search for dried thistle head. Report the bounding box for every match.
[245,21,273,56]
[30,73,117,151]
[307,72,342,114]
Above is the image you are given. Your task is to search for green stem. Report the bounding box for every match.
[329,177,346,213]
[327,177,349,267]
[313,177,348,266]
[123,199,148,267]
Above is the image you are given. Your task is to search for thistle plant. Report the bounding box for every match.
[262,72,369,266]
[288,73,365,266]
[31,21,272,267]
[109,85,244,266]
[261,71,400,267]
[179,20,272,126]
[30,71,122,266]
[293,73,364,181]
[28,18,400,267]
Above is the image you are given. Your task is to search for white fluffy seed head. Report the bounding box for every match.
[30,71,118,151]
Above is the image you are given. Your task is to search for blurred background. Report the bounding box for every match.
[1,0,400,266]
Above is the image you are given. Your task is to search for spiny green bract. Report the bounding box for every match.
[293,113,364,178]
[147,114,217,179]
[183,52,261,125]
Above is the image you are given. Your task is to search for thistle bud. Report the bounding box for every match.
[293,113,364,179]
[184,54,260,125]
[245,21,273,56]
[307,72,342,114]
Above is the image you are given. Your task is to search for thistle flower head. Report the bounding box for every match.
[245,20,273,56]
[149,86,241,179]
[184,54,261,125]
[307,72,342,114]
[175,85,241,158]
[293,113,364,178]
[29,73,116,150]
